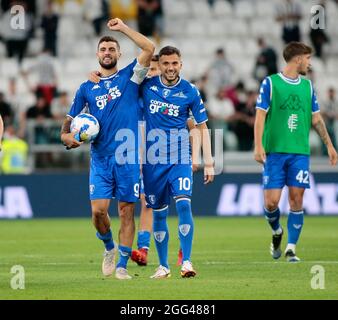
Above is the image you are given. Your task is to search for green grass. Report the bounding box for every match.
[0,216,337,300]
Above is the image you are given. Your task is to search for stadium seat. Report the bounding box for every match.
[211,0,233,18]
[234,0,256,20]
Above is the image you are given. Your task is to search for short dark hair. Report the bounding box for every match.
[151,54,159,62]
[97,36,120,50]
[283,42,313,62]
[159,46,181,57]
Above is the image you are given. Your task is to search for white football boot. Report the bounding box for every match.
[150,265,171,279]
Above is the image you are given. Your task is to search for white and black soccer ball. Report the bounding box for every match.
[70,113,100,142]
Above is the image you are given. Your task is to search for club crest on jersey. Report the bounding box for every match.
[104,80,112,89]
[162,89,171,98]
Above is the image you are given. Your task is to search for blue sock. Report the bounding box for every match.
[176,198,194,262]
[264,207,281,232]
[116,245,132,269]
[137,230,151,250]
[153,206,169,269]
[96,229,115,251]
[287,210,304,245]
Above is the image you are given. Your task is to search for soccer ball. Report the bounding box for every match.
[70,113,100,142]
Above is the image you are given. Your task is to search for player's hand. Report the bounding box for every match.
[328,144,337,166]
[61,131,83,149]
[192,163,199,172]
[204,164,214,184]
[88,71,101,83]
[107,18,127,32]
[254,145,266,164]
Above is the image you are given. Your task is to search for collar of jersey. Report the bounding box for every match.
[159,75,182,88]
[100,70,119,80]
[278,72,301,85]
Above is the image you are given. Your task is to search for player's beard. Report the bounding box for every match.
[99,57,117,70]
[163,71,179,84]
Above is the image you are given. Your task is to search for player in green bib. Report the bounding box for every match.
[254,42,337,262]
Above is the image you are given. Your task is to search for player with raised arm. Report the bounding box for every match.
[141,46,214,278]
[60,18,154,280]
[254,42,337,262]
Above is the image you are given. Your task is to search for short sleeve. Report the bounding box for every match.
[190,86,208,124]
[67,84,87,118]
[256,77,271,112]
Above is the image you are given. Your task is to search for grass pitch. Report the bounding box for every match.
[0,216,337,300]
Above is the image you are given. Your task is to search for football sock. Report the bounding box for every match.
[264,207,281,233]
[137,230,151,250]
[153,206,169,269]
[287,210,304,246]
[176,198,194,262]
[116,245,132,269]
[96,229,115,251]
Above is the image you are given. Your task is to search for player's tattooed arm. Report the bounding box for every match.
[312,112,338,166]
[60,117,82,149]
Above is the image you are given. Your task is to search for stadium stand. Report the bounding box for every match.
[0,0,337,171]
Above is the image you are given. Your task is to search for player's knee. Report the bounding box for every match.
[92,207,107,220]
[118,202,134,221]
[289,194,303,209]
[264,199,279,212]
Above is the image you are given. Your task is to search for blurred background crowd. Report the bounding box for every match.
[0,0,338,173]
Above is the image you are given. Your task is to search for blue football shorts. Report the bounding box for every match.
[262,153,310,189]
[142,163,193,208]
[89,154,140,202]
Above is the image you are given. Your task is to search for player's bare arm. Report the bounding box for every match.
[107,18,155,67]
[0,115,4,151]
[312,112,338,166]
[60,116,83,149]
[196,122,214,184]
[254,109,267,164]
[187,118,199,172]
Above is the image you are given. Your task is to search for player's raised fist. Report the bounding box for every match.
[107,18,127,32]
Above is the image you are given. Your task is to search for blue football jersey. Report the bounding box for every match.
[68,59,148,161]
[140,76,208,164]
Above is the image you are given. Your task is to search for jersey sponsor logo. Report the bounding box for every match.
[149,99,180,117]
[150,85,159,92]
[95,86,121,110]
[179,224,191,236]
[280,94,304,112]
[288,114,298,132]
[154,231,166,243]
[172,91,187,99]
[162,89,171,98]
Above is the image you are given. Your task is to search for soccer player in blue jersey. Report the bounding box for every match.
[130,55,196,267]
[254,42,337,262]
[140,46,214,278]
[61,18,154,280]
